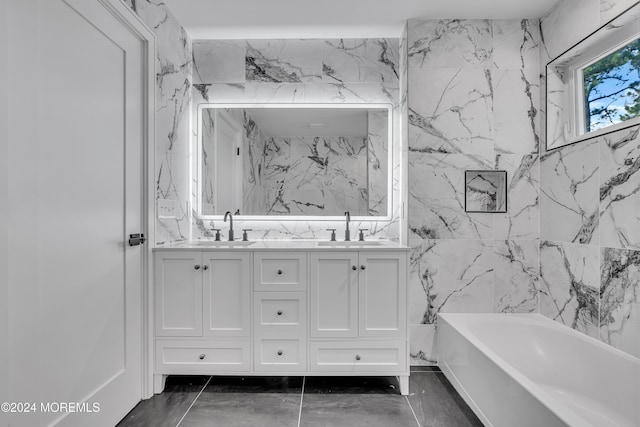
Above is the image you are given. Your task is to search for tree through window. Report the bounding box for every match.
[583,38,640,132]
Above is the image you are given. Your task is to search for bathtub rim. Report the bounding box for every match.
[437,313,640,427]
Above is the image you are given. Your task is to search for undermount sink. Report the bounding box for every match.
[317,241,382,247]
[189,240,255,247]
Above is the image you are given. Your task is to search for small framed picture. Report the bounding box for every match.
[464,170,507,213]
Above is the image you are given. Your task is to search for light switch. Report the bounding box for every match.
[157,199,177,218]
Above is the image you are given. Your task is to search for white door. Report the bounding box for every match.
[309,252,358,338]
[203,252,252,337]
[7,0,147,425]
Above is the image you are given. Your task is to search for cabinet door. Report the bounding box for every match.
[203,252,251,337]
[155,251,203,337]
[358,252,407,338]
[310,252,358,338]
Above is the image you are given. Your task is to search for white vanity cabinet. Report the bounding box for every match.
[153,244,409,395]
[308,251,407,375]
[154,251,252,374]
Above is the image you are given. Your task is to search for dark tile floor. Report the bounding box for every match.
[118,367,483,427]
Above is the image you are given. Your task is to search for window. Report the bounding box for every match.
[580,37,640,133]
[545,3,640,151]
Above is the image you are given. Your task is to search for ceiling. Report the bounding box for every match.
[164,0,561,39]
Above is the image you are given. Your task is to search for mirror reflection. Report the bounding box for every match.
[198,105,391,217]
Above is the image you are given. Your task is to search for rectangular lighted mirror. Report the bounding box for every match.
[464,170,507,213]
[197,104,392,220]
[546,3,640,150]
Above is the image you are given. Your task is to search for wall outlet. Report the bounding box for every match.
[157,199,177,219]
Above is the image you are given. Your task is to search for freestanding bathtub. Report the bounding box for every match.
[437,313,640,427]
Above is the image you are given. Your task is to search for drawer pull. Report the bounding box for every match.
[352,265,357,270]
[203,265,209,270]
[277,310,283,316]
[277,350,283,356]
[355,354,361,361]
[194,265,201,270]
[277,269,283,275]
[360,265,366,270]
[198,353,205,360]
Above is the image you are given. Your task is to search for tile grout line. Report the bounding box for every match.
[405,395,422,427]
[175,376,212,427]
[297,376,306,427]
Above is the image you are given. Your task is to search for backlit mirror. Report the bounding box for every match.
[197,104,392,218]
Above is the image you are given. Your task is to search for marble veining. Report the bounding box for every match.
[408,20,493,69]
[599,246,640,358]
[539,240,600,337]
[493,240,539,313]
[540,140,599,244]
[465,171,505,212]
[246,40,322,83]
[599,126,640,249]
[259,135,369,215]
[409,239,494,325]
[322,39,399,86]
[189,35,402,242]
[127,0,193,244]
[408,68,494,161]
[493,154,540,240]
[192,40,246,84]
[409,153,493,240]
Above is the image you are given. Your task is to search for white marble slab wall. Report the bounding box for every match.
[125,0,192,244]
[241,111,268,216]
[407,19,541,364]
[190,37,403,241]
[367,110,389,215]
[259,136,368,216]
[539,0,640,359]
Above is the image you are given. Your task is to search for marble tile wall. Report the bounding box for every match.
[125,0,193,245]
[190,37,403,240]
[539,0,640,359]
[259,135,369,215]
[407,19,541,364]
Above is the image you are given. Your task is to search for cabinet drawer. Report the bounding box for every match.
[156,340,250,373]
[254,292,306,336]
[254,252,307,291]
[309,341,406,372]
[255,338,306,372]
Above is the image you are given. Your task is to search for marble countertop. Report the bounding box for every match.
[154,239,409,251]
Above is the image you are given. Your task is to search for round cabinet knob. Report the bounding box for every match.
[277,350,283,356]
[277,269,283,275]
[355,354,361,361]
[360,265,366,270]
[352,266,357,271]
[277,310,283,316]
[194,265,201,270]
[203,265,209,270]
[199,354,205,360]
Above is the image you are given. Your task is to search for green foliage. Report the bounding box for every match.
[583,38,640,131]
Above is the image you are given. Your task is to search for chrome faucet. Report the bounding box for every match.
[224,211,234,241]
[344,211,351,241]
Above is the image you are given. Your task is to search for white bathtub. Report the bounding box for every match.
[437,313,640,427]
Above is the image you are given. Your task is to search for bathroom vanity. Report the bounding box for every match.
[153,240,410,395]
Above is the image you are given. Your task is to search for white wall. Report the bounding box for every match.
[0,0,9,424]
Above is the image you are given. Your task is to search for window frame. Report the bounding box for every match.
[562,23,640,145]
